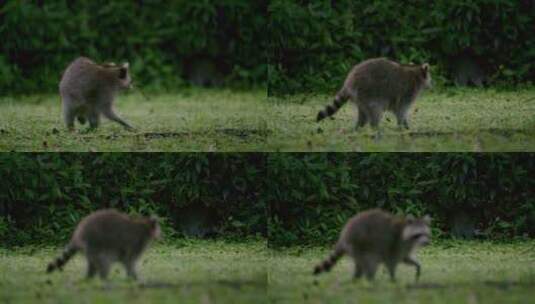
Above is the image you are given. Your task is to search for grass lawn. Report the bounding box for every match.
[1,240,534,303]
[269,87,535,152]
[0,240,267,304]
[0,89,269,152]
[268,241,535,304]
[0,87,534,151]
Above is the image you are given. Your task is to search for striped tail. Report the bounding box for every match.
[316,90,349,122]
[46,245,78,273]
[313,244,345,275]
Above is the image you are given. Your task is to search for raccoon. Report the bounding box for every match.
[59,57,134,131]
[313,209,431,282]
[316,58,432,130]
[46,209,160,280]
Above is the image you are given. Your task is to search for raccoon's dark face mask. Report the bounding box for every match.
[403,215,431,246]
[117,62,132,89]
[421,63,432,89]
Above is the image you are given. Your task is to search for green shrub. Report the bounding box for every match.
[268,0,535,95]
[1,154,532,247]
[0,153,266,245]
[0,1,267,95]
[265,154,535,247]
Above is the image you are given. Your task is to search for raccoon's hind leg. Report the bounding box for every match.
[361,256,379,281]
[367,101,387,140]
[98,263,110,280]
[121,256,138,280]
[125,263,138,280]
[62,98,76,131]
[385,260,398,282]
[86,260,97,279]
[94,256,111,280]
[368,102,386,129]
[355,106,368,130]
[353,262,363,280]
[87,110,101,130]
[394,102,411,130]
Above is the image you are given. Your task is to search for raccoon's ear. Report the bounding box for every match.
[119,67,128,79]
[422,214,432,225]
[406,214,415,223]
[149,215,158,227]
[421,63,430,74]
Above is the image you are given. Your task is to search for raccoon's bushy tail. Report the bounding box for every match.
[46,244,78,273]
[313,243,345,275]
[316,90,349,122]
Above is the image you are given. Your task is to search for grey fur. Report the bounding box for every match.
[46,209,161,280]
[317,58,432,130]
[313,209,431,282]
[59,57,134,131]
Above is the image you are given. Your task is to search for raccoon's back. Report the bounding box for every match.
[59,57,99,96]
[345,58,407,99]
[340,209,398,253]
[72,210,135,250]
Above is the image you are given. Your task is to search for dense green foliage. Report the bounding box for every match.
[0,154,266,245]
[269,0,535,95]
[1,154,533,247]
[266,154,535,247]
[0,1,266,94]
[3,1,533,95]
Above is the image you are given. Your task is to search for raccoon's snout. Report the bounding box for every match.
[418,235,430,246]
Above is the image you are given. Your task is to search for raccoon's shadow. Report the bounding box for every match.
[138,279,265,290]
[407,280,535,290]
[312,275,534,291]
[405,282,448,289]
[404,128,530,138]
[87,128,272,141]
[74,279,264,292]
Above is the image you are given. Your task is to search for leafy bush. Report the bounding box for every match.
[0,153,266,245]
[1,154,533,247]
[0,1,267,95]
[268,0,535,95]
[265,154,535,247]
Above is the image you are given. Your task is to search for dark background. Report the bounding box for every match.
[0,1,267,95]
[3,1,533,96]
[268,0,535,95]
[1,153,533,247]
[266,153,535,246]
[0,153,266,245]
